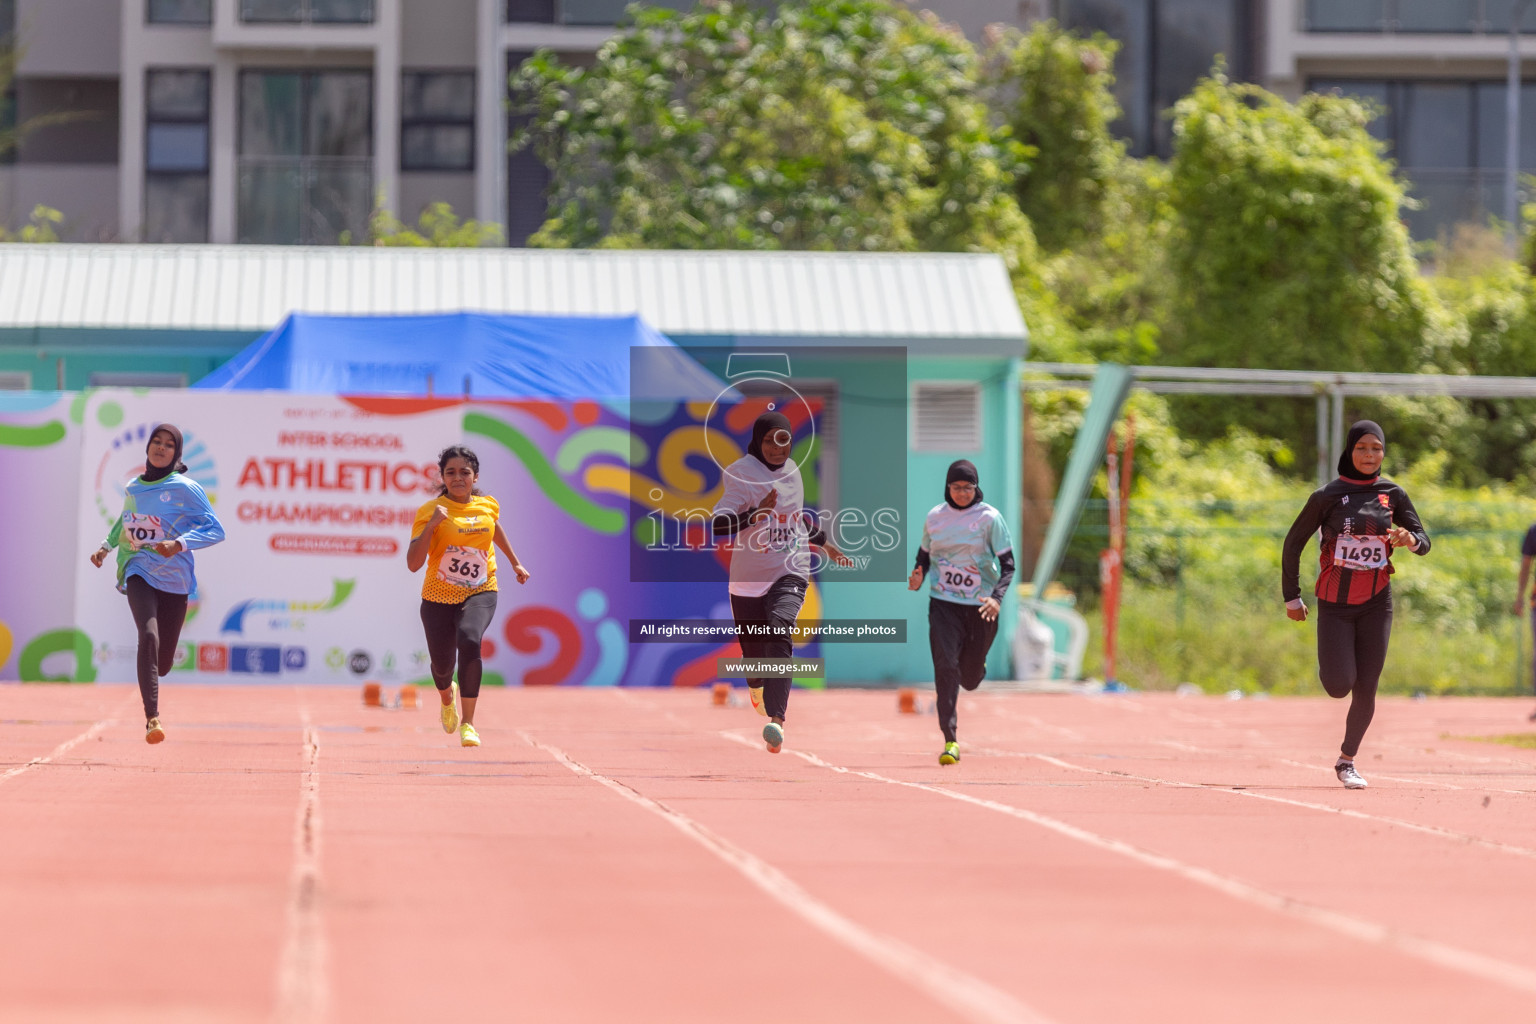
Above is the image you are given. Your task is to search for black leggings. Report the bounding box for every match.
[125,575,188,721]
[929,597,999,744]
[420,591,498,700]
[1316,587,1393,758]
[730,574,808,722]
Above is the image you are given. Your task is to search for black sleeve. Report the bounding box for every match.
[808,523,828,546]
[1392,487,1431,557]
[914,548,931,573]
[1281,491,1327,602]
[990,550,1015,602]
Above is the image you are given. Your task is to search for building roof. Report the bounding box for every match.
[0,244,1027,344]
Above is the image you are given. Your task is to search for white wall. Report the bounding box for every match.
[15,0,122,76]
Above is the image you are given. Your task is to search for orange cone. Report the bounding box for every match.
[362,681,381,707]
[711,682,730,706]
[897,688,917,714]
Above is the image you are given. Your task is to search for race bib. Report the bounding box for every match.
[1333,535,1388,572]
[933,558,984,601]
[123,512,164,550]
[436,546,489,588]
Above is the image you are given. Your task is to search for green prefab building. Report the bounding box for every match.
[0,244,1028,683]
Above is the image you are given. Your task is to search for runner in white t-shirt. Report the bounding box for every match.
[712,411,850,753]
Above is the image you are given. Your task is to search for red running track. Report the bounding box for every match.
[2,685,1535,1023]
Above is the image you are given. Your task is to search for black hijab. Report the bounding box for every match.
[945,459,982,509]
[1336,420,1385,481]
[143,423,188,483]
[748,411,792,471]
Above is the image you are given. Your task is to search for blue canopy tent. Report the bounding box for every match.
[193,312,726,402]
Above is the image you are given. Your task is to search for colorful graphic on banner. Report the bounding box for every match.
[0,392,89,682]
[72,391,462,684]
[2,390,827,685]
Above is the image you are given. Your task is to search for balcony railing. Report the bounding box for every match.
[1306,0,1536,33]
[237,156,372,245]
[241,0,373,24]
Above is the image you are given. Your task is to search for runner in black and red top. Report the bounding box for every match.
[1281,420,1431,789]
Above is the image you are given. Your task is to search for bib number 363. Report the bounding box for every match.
[1333,535,1388,572]
[437,546,489,588]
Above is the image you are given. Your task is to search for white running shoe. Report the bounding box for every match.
[749,686,767,717]
[1336,760,1368,789]
[763,722,784,753]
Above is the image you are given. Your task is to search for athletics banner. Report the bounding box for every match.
[3,389,839,686]
[71,391,462,685]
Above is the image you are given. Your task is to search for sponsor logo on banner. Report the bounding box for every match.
[283,647,307,671]
[325,647,346,671]
[220,579,357,634]
[198,644,229,672]
[348,650,372,675]
[231,645,282,674]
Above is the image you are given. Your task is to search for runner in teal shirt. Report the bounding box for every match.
[908,460,1014,765]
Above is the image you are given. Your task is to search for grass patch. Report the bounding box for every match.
[1461,733,1536,749]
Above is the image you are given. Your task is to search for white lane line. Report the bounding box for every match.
[722,732,1536,996]
[522,730,1055,1024]
[274,713,326,1024]
[981,747,1536,863]
[0,718,115,784]
[1154,739,1536,797]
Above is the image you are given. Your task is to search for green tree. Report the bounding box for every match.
[1160,72,1436,446]
[0,204,62,242]
[2,34,81,239]
[511,0,1033,264]
[989,21,1122,252]
[357,197,504,247]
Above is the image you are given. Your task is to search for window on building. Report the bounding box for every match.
[401,72,474,172]
[1307,0,1536,32]
[1311,76,1536,238]
[148,0,213,23]
[145,69,211,243]
[88,372,188,388]
[238,69,372,244]
[13,78,120,164]
[505,0,556,23]
[241,0,374,24]
[506,50,550,246]
[1061,0,1250,158]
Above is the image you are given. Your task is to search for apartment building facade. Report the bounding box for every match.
[5,1,1536,246]
[1062,1,1536,238]
[0,0,1053,246]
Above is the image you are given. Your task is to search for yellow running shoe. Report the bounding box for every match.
[459,722,480,747]
[145,718,165,745]
[749,686,767,717]
[939,742,959,766]
[440,681,460,734]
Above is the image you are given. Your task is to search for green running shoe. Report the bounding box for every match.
[939,742,960,766]
[762,722,784,753]
[440,681,460,734]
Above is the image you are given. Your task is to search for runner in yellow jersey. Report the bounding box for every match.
[407,445,530,747]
